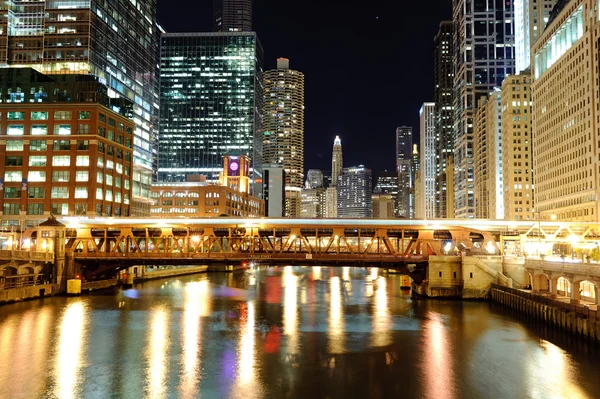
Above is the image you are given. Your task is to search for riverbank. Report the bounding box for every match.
[490,284,600,342]
[0,284,58,305]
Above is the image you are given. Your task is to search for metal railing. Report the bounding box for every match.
[491,284,599,322]
[2,275,43,290]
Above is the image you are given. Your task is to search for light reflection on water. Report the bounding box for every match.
[0,266,598,399]
[55,301,88,399]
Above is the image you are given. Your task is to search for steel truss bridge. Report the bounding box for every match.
[13,217,600,280]
[52,218,501,279]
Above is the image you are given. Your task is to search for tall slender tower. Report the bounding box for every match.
[331,136,343,186]
[434,21,454,218]
[396,127,413,218]
[213,0,253,32]
[452,0,515,218]
[419,103,436,219]
[263,58,305,217]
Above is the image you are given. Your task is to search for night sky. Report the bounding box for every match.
[157,0,452,175]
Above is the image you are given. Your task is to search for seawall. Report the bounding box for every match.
[490,287,600,342]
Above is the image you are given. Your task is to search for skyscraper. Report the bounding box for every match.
[337,166,372,218]
[0,0,159,215]
[434,21,454,218]
[331,136,343,186]
[452,0,515,218]
[396,126,412,218]
[502,74,533,220]
[158,32,264,184]
[532,1,591,221]
[263,58,305,217]
[514,0,558,73]
[213,0,253,32]
[419,103,436,219]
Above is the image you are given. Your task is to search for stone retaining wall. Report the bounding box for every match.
[0,284,57,304]
[490,288,600,342]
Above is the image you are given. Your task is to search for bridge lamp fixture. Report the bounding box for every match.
[550,214,557,221]
[485,241,496,254]
[21,238,30,249]
[444,242,453,253]
[191,235,201,243]
[6,237,13,248]
[568,234,581,246]
[289,235,296,240]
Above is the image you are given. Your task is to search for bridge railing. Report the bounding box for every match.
[491,284,599,322]
[0,250,54,261]
[525,259,600,277]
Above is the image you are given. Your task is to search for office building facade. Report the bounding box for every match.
[514,0,558,73]
[263,58,305,217]
[501,74,534,220]
[306,169,324,189]
[0,0,158,212]
[434,21,454,218]
[213,0,253,32]
[396,126,412,218]
[374,172,399,217]
[300,188,326,218]
[159,32,264,184]
[452,0,515,218]
[419,103,436,219]
[337,166,372,218]
[0,69,135,228]
[532,0,595,221]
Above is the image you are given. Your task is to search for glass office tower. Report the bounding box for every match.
[0,0,158,215]
[159,32,264,183]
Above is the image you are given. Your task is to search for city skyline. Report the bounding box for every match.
[157,0,453,173]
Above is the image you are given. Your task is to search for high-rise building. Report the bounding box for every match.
[473,92,503,220]
[0,68,135,227]
[532,0,593,221]
[263,58,305,217]
[158,32,264,185]
[474,97,489,219]
[213,0,253,32]
[396,126,412,218]
[473,97,486,218]
[306,169,324,189]
[263,165,285,217]
[331,136,343,186]
[419,103,436,219]
[487,91,504,220]
[0,0,159,215]
[414,169,424,218]
[514,0,558,73]
[434,21,455,218]
[372,194,395,219]
[325,187,338,218]
[337,166,372,218]
[410,145,420,219]
[301,188,326,218]
[502,74,534,220]
[452,0,515,218]
[374,172,399,217]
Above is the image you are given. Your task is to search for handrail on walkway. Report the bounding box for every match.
[491,284,598,322]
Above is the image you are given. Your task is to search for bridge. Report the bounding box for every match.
[1,217,600,302]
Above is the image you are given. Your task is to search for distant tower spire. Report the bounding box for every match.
[331,136,343,186]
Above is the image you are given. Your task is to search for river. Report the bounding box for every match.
[0,266,599,399]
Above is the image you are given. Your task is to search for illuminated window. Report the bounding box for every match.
[7,125,24,135]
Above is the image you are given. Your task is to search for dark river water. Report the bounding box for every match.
[1,266,599,399]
